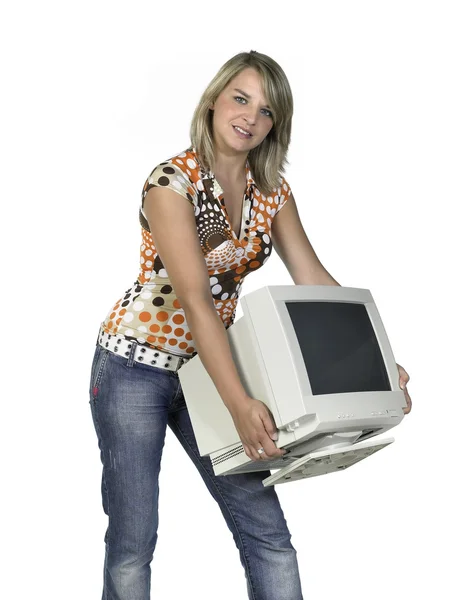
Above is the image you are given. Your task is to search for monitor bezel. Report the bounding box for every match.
[241,285,405,427]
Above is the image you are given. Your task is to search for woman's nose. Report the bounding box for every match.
[243,105,260,124]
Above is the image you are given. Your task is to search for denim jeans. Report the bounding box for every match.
[88,342,304,600]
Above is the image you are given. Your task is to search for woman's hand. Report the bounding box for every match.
[228,397,287,462]
[397,363,412,414]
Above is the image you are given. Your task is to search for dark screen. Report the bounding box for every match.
[285,301,391,395]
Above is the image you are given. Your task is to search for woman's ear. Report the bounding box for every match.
[209,102,215,110]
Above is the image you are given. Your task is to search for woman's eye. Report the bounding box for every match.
[234,96,273,118]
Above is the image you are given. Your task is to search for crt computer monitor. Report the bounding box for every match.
[178,285,406,486]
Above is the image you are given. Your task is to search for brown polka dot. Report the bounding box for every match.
[149,324,160,333]
[172,314,184,325]
[169,339,178,346]
[179,342,188,349]
[185,333,193,341]
[174,328,184,336]
[186,347,195,354]
[240,258,248,265]
[158,176,170,186]
[236,266,246,274]
[249,261,260,269]
[162,325,172,334]
[156,311,168,322]
[139,312,151,322]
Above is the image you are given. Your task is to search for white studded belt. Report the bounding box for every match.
[97,328,191,372]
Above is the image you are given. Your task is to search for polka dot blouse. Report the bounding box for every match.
[99,146,292,358]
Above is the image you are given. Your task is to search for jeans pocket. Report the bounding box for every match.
[89,345,110,401]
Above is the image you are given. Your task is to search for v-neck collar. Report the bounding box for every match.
[190,145,255,195]
[191,146,255,244]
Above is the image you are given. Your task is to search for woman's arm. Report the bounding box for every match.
[144,186,248,411]
[271,192,341,286]
[143,186,286,460]
[272,192,412,414]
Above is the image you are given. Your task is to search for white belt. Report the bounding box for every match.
[97,328,191,372]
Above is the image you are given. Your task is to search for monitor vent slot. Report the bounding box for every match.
[211,445,295,472]
[211,445,246,467]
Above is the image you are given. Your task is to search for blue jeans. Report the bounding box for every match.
[88,342,304,599]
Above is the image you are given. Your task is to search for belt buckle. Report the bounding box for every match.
[176,356,188,370]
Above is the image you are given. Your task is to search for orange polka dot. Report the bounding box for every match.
[248,252,256,259]
[110,312,116,319]
[234,276,241,282]
[172,314,184,325]
[147,336,157,343]
[169,339,177,346]
[236,266,246,274]
[107,321,113,329]
[249,261,260,269]
[139,311,151,322]
[156,311,168,322]
[149,324,160,333]
[179,342,188,349]
[185,332,193,341]
[174,328,184,337]
[173,299,181,309]
[186,347,195,354]
[162,325,172,334]
[158,336,167,344]
[119,309,127,316]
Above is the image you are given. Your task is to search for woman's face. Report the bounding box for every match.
[210,67,274,157]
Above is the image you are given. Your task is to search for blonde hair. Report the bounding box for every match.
[189,50,293,197]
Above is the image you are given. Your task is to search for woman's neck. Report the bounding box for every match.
[211,143,248,183]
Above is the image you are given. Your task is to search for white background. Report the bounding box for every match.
[1,1,475,598]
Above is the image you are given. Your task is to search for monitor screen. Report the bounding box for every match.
[285,301,391,395]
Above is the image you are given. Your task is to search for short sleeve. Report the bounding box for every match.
[275,175,292,215]
[141,161,197,209]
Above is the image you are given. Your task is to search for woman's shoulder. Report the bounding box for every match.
[142,146,202,206]
[147,146,204,186]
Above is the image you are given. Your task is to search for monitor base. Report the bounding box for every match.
[262,437,394,487]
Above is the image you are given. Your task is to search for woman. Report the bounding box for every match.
[89,50,412,600]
